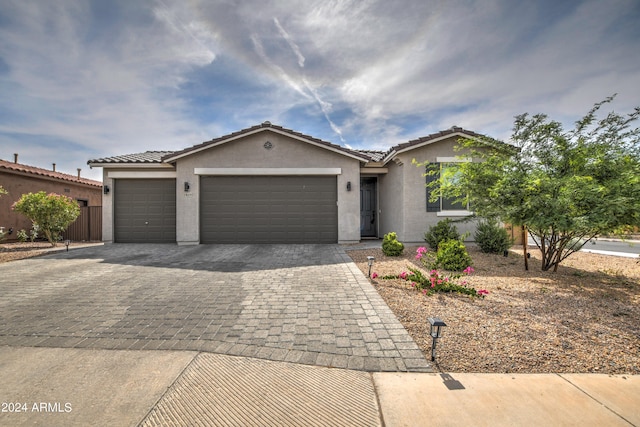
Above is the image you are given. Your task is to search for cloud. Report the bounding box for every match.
[0,0,219,178]
[273,17,305,68]
[0,0,638,180]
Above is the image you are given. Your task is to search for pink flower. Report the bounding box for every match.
[478,289,489,296]
[430,269,438,275]
[399,271,408,280]
[411,282,416,287]
[461,280,468,286]
[463,266,475,275]
[417,246,428,254]
[371,272,378,279]
[415,254,423,260]
[422,289,427,294]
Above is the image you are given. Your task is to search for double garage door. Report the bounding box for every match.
[113,176,338,243]
[200,176,338,243]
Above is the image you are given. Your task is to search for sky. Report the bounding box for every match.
[0,0,639,181]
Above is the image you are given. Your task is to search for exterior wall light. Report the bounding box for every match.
[346,181,352,191]
[367,256,375,278]
[428,317,447,361]
[103,185,110,195]
[184,182,190,192]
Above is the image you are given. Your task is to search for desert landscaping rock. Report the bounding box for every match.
[347,245,640,374]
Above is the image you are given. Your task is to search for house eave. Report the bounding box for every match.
[88,162,176,169]
[383,132,478,165]
[163,127,369,163]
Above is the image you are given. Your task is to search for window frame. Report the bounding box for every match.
[426,157,473,217]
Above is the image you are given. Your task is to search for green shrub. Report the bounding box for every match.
[474,219,513,254]
[12,192,79,246]
[436,239,472,271]
[382,232,404,256]
[17,229,28,242]
[424,219,460,250]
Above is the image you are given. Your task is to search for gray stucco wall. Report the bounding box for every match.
[378,161,404,238]
[387,136,478,243]
[99,166,177,243]
[101,169,112,243]
[174,130,362,244]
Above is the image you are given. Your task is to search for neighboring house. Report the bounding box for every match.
[87,122,485,244]
[0,155,103,241]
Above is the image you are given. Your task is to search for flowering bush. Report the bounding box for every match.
[386,247,488,298]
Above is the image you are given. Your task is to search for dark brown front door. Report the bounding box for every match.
[360,177,377,237]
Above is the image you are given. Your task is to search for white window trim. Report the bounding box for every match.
[437,210,473,217]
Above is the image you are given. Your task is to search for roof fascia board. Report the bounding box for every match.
[88,163,175,169]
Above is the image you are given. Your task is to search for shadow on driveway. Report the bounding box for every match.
[46,243,347,272]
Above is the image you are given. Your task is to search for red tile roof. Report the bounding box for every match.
[0,159,102,187]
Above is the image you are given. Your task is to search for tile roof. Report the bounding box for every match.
[162,122,371,162]
[87,151,175,164]
[0,159,102,187]
[355,150,386,162]
[389,126,482,153]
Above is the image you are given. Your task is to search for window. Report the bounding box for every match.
[426,160,471,216]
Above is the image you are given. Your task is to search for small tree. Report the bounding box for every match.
[12,192,80,246]
[422,96,640,271]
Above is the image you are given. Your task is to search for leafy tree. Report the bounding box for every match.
[12,191,80,246]
[424,96,640,271]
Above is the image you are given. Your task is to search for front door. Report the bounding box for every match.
[360,177,377,238]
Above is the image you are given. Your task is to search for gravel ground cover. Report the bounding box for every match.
[347,245,640,374]
[0,242,93,263]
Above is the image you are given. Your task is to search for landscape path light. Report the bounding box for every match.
[428,317,447,361]
[367,256,375,278]
[64,239,71,252]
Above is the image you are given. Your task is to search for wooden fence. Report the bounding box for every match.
[63,206,102,242]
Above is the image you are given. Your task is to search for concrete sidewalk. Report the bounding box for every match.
[1,346,637,427]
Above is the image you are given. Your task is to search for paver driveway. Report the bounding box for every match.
[0,244,430,372]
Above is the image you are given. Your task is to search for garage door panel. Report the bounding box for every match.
[200,176,337,243]
[114,179,176,243]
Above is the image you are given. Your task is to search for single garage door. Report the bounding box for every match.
[200,176,337,243]
[114,179,176,243]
